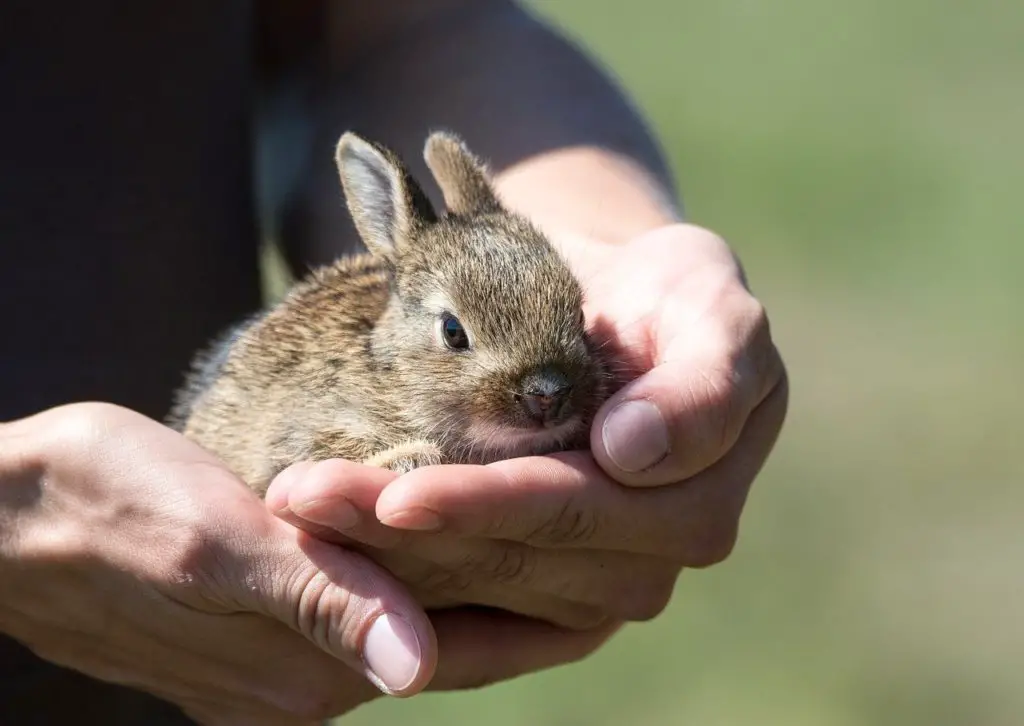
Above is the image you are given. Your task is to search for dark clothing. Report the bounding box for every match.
[1,1,264,721]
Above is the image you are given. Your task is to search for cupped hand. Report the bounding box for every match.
[570,223,788,491]
[270,223,788,629]
[0,403,619,726]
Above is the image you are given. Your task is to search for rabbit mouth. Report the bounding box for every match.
[464,416,584,461]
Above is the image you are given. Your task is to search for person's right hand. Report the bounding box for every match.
[0,403,618,726]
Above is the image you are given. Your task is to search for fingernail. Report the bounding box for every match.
[379,507,443,532]
[602,399,670,472]
[291,497,360,531]
[363,613,422,694]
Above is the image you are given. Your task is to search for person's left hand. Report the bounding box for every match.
[268,223,788,631]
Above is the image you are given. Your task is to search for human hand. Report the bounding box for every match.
[268,223,787,628]
[0,403,619,725]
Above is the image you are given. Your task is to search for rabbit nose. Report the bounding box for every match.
[522,392,568,424]
[519,368,573,424]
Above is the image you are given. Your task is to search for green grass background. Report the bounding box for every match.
[336,1,1024,724]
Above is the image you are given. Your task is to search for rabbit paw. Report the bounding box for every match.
[365,440,445,474]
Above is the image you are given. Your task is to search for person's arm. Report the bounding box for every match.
[253,0,786,636]
[259,0,680,272]
[261,0,787,632]
[0,404,619,723]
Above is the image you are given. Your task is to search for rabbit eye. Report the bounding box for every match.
[440,313,469,350]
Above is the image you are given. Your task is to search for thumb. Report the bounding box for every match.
[591,303,783,487]
[224,521,438,698]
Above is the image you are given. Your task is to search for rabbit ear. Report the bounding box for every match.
[335,132,437,259]
[424,131,502,216]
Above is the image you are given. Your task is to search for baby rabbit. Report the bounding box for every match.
[170,130,608,496]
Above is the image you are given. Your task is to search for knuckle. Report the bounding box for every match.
[413,566,475,598]
[744,300,783,380]
[163,515,223,579]
[19,521,92,565]
[690,291,777,432]
[480,544,537,586]
[684,520,739,568]
[44,403,110,450]
[688,366,744,453]
[744,295,769,335]
[525,497,599,547]
[612,575,678,622]
[295,567,344,647]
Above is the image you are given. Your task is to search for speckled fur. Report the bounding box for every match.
[169,131,608,496]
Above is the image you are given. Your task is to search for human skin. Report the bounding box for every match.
[0,2,787,724]
[0,404,621,725]
[269,223,788,629]
[269,0,788,631]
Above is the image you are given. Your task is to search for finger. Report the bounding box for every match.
[265,459,409,549]
[369,536,680,624]
[366,537,615,629]
[427,607,624,692]
[377,375,788,563]
[266,462,670,626]
[592,288,785,487]
[407,566,612,631]
[213,519,439,698]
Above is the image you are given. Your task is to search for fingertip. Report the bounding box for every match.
[591,384,679,488]
[361,611,438,697]
[288,458,396,511]
[374,468,449,531]
[377,506,445,532]
[595,397,671,477]
[264,460,316,513]
[375,464,504,531]
[591,357,748,487]
[373,469,423,518]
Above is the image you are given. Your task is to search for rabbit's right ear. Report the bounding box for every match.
[335,133,437,260]
[424,131,502,216]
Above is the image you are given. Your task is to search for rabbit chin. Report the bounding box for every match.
[464,416,585,461]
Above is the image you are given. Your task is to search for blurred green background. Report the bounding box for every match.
[338,1,1024,724]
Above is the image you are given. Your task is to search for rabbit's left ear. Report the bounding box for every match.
[424,131,502,216]
[335,132,437,260]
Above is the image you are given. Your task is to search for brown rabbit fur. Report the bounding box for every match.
[170,130,609,496]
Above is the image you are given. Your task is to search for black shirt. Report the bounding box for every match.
[2,1,265,721]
